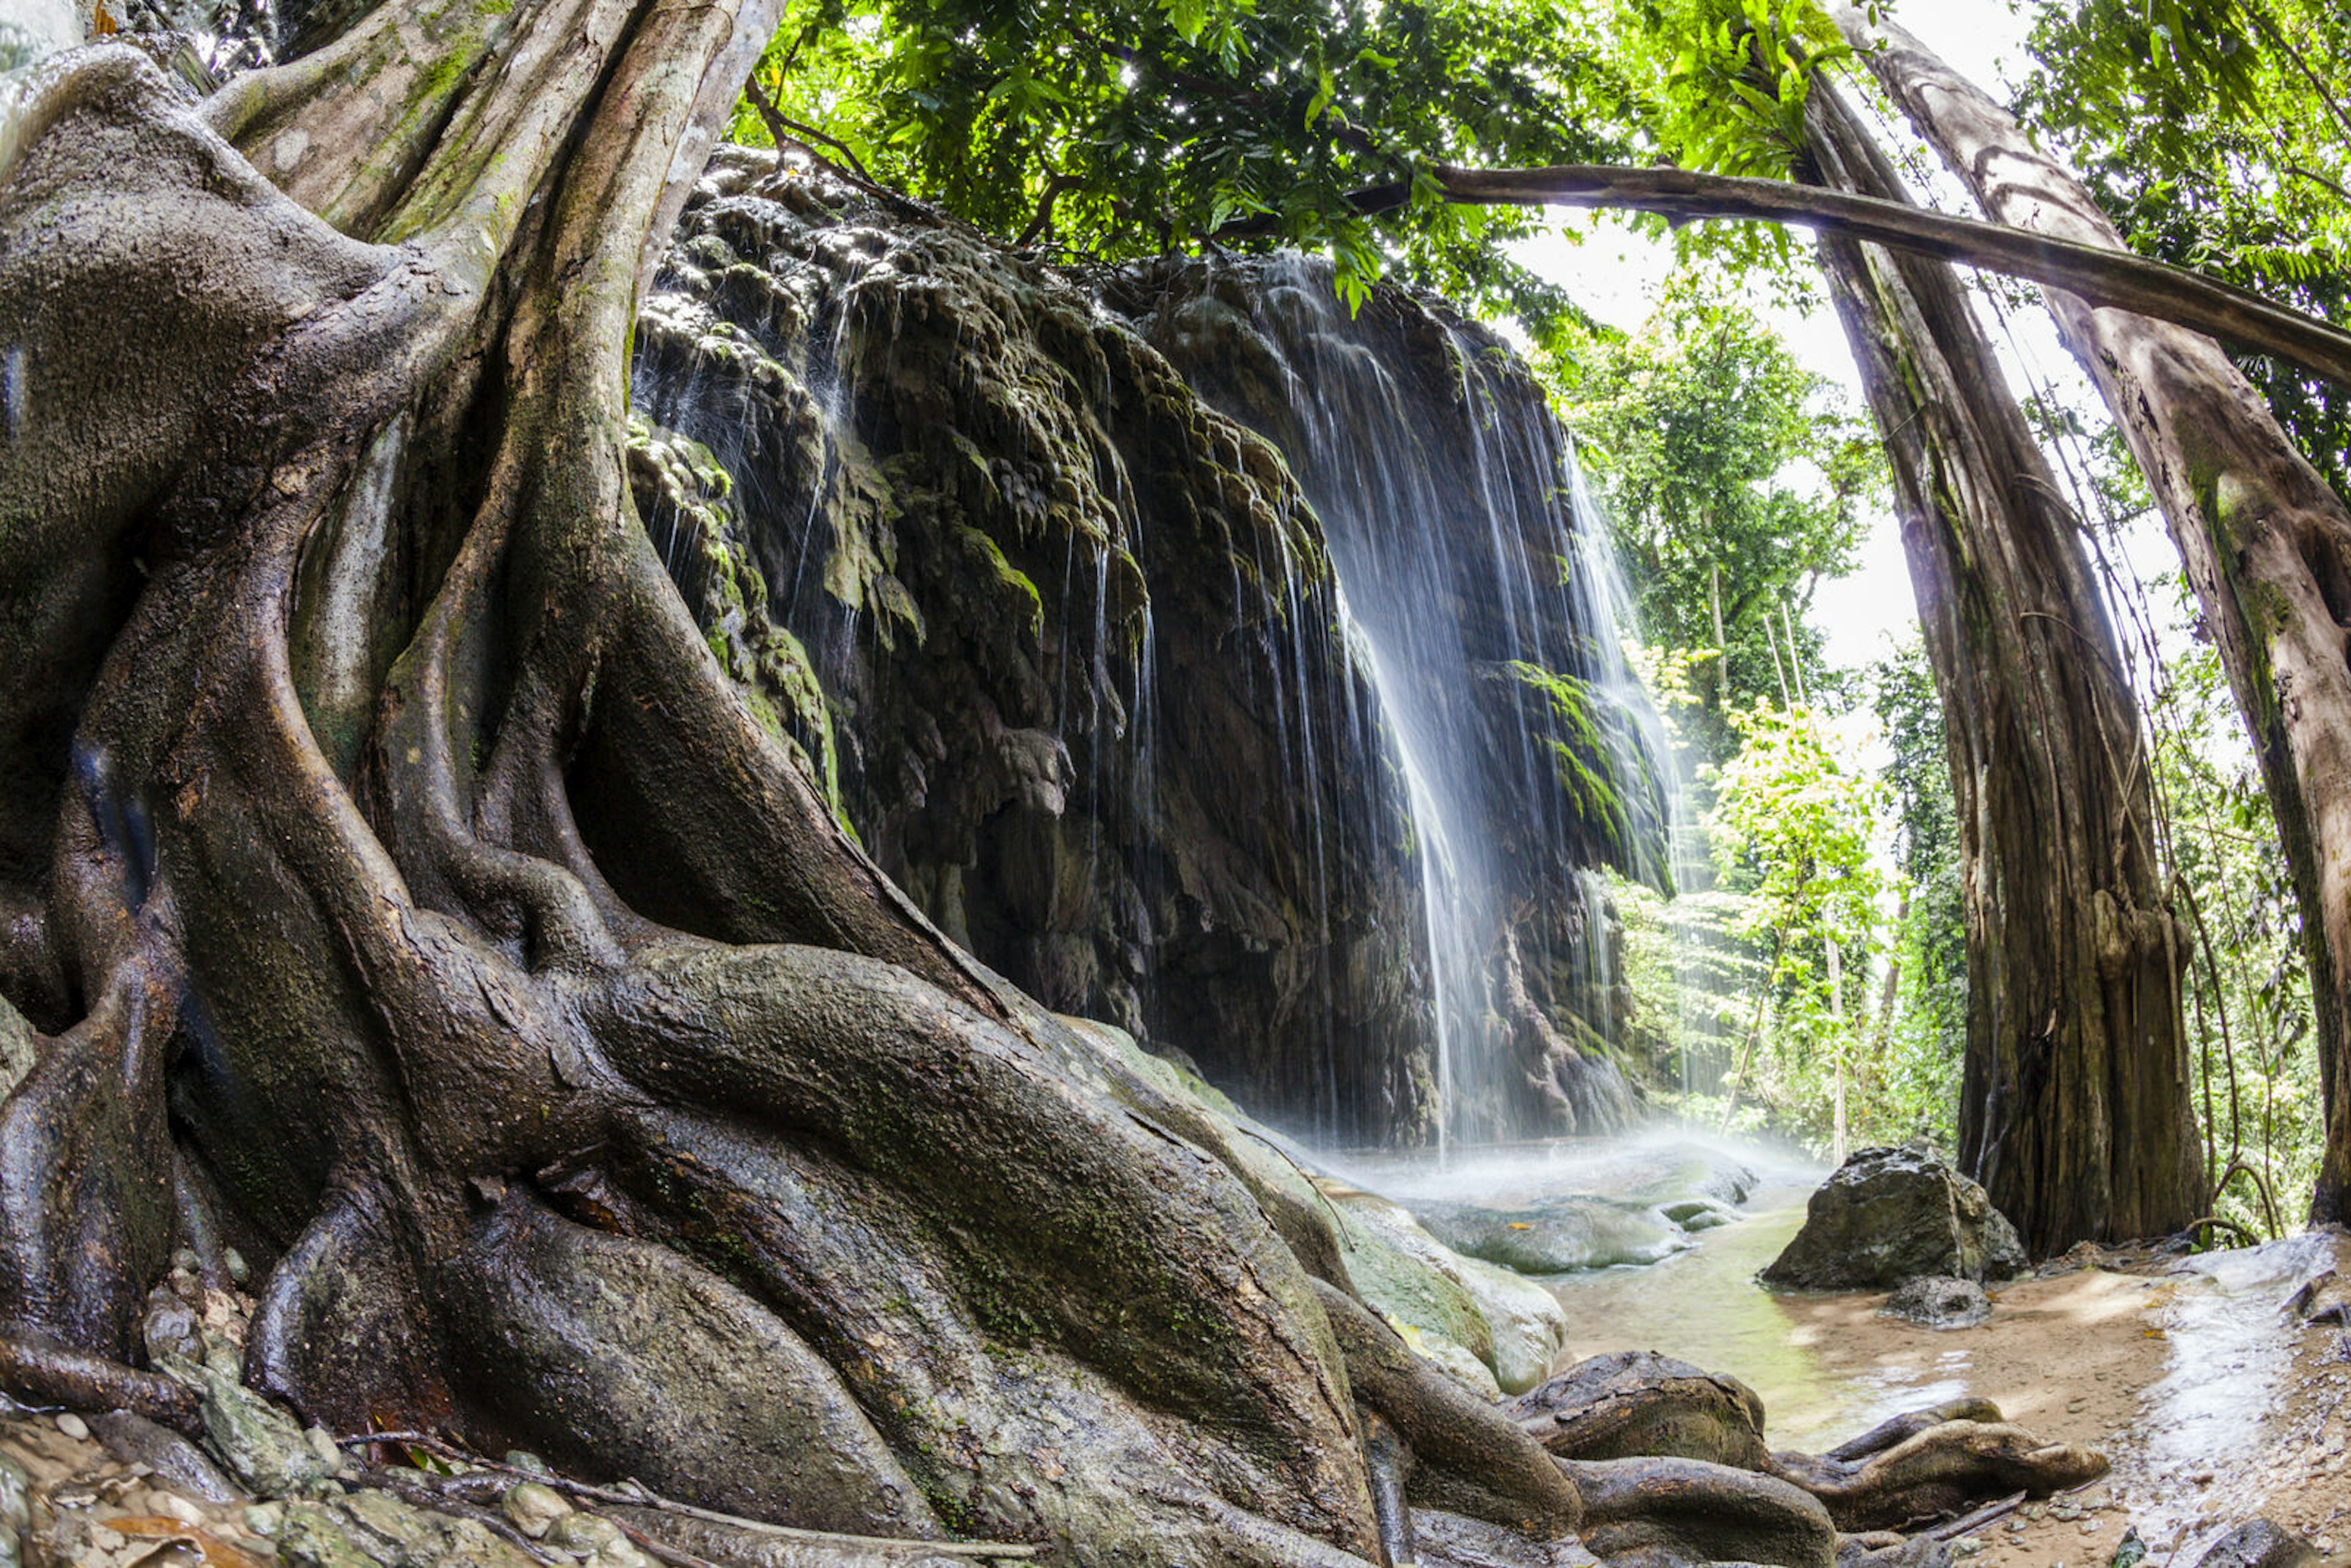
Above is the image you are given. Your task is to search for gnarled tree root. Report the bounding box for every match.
[1769,1420,2107,1532]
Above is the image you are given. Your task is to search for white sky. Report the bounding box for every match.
[1513,0,2060,677]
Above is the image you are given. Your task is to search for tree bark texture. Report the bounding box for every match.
[1826,2,2351,1223]
[0,4,2145,1557]
[1799,79,2204,1253]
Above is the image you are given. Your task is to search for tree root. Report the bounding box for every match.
[1769,1420,2108,1532]
[0,1330,202,1434]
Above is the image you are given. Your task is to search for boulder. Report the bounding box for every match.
[1418,1195,1691,1275]
[1881,1275,1992,1330]
[1511,1352,1769,1471]
[2195,1520,2322,1568]
[1761,1149,2025,1290]
[1330,1185,1571,1394]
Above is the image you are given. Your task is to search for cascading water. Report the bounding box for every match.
[1130,256,1672,1144]
[628,159,1668,1149]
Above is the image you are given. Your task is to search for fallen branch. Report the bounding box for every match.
[2188,1213,2263,1248]
[1215,161,2351,389]
[1927,1489,2026,1541]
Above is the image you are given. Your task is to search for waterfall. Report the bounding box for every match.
[1134,256,1671,1144]
[629,162,1668,1148]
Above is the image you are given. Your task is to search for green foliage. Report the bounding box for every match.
[1548,276,1880,759]
[2017,0,2351,499]
[1697,700,1884,1150]
[1867,639,1963,1152]
[740,0,1641,347]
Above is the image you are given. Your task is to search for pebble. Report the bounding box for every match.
[151,1492,204,1526]
[242,1503,283,1537]
[546,1514,624,1553]
[223,1248,249,1286]
[503,1483,572,1539]
[53,1412,88,1442]
[304,1426,342,1472]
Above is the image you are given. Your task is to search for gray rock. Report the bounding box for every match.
[1512,1351,1769,1471]
[142,1288,204,1366]
[279,1490,540,1568]
[2195,1519,2322,1568]
[1762,1149,2025,1290]
[195,1364,336,1498]
[1410,1507,1602,1566]
[0,1453,28,1568]
[0,994,33,1103]
[92,1409,244,1502]
[1881,1275,1992,1330]
[1418,1195,1692,1274]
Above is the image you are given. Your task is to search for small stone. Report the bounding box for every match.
[504,1450,553,1477]
[223,1248,249,1286]
[152,1492,204,1526]
[242,1502,283,1537]
[1883,1274,1994,1330]
[54,1412,89,1441]
[502,1483,572,1539]
[304,1427,342,1471]
[92,1410,242,1503]
[171,1248,200,1276]
[545,1513,624,1554]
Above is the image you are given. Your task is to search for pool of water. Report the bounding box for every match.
[1539,1184,1971,1453]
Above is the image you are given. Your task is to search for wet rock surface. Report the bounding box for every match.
[1420,1195,1696,1274]
[1880,1277,1991,1330]
[1761,1149,2025,1291]
[630,153,1666,1146]
[2194,1518,2322,1567]
[1513,1352,1771,1471]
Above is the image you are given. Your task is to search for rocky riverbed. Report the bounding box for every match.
[1539,1150,2351,1566]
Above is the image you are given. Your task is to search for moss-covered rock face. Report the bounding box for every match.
[631,152,1663,1144]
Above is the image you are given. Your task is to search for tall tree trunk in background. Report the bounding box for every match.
[1828,2,2351,1225]
[1798,80,2204,1253]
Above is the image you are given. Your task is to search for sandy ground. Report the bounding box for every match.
[1780,1245,2351,1564]
[1553,1196,2351,1566]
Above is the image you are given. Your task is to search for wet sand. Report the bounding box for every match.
[1547,1194,2351,1563]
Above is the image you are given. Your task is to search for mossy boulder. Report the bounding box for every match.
[1761,1148,2026,1290]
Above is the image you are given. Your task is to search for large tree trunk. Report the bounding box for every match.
[0,9,1614,1561]
[13,1,2105,1559]
[1794,81,2202,1253]
[1828,3,2351,1223]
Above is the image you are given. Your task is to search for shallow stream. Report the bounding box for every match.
[1338,1127,2345,1529]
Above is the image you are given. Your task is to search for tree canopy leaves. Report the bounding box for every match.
[2018,0,2351,497]
[741,0,1643,331]
[1549,277,1881,753]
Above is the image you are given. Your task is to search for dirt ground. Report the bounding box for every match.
[1777,1234,2351,1566]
